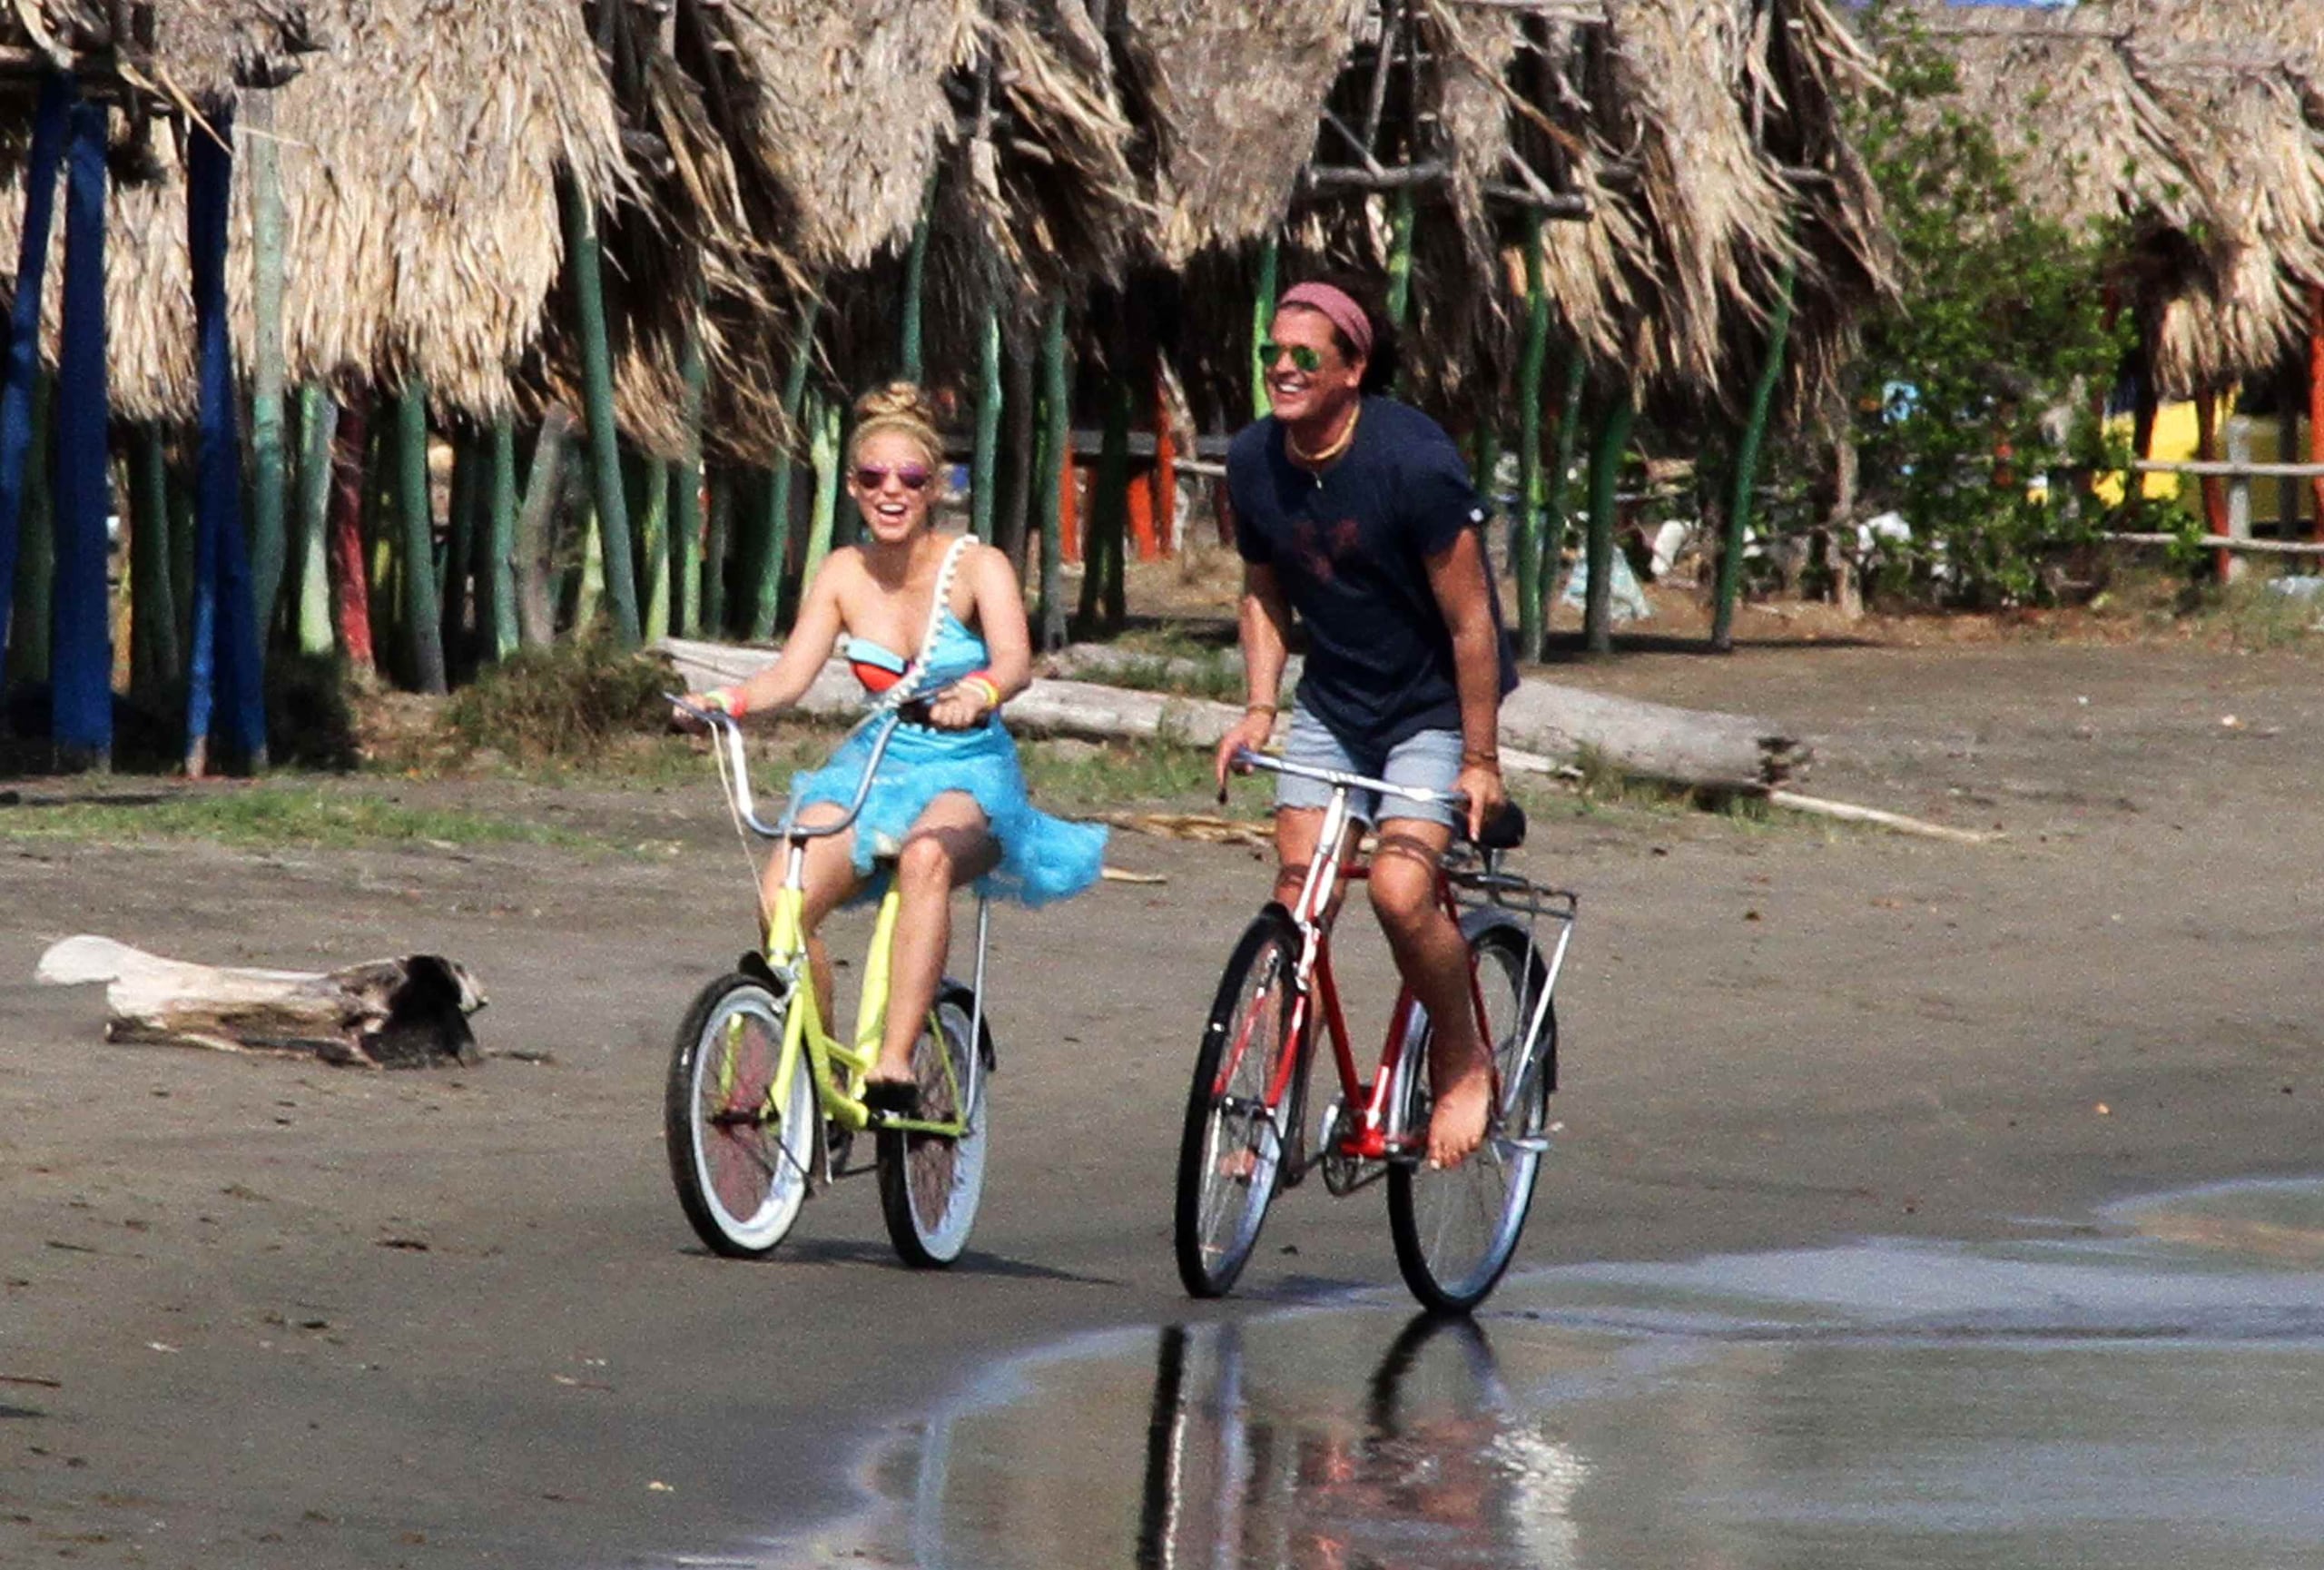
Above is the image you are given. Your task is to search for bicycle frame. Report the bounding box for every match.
[758,854,985,1147]
[1229,750,1571,1176]
[676,694,986,1152]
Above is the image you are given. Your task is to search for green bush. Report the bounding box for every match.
[1843,5,2142,607]
[443,640,675,764]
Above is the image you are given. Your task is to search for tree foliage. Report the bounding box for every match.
[1841,5,2156,606]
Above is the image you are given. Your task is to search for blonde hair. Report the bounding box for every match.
[850,381,944,475]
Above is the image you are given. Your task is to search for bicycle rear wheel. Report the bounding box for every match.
[1175,908,1304,1298]
[1386,919,1553,1312]
[877,987,990,1267]
[665,974,817,1258]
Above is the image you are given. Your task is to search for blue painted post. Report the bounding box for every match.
[0,75,68,690]
[52,94,113,766]
[185,109,267,773]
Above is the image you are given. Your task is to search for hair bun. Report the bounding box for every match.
[854,380,938,429]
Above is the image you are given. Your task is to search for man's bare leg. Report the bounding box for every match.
[1367,822,1490,1168]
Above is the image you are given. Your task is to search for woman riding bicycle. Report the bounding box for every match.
[681,382,1106,1110]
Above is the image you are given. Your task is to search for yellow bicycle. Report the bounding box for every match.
[663,693,992,1267]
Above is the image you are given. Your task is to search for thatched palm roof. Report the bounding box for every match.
[1117,0,1367,266]
[3,0,632,430]
[2105,0,2324,394]
[1413,0,1883,417]
[0,2,316,105]
[714,0,978,273]
[1910,0,2324,400]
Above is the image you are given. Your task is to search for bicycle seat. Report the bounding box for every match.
[1466,800,1527,852]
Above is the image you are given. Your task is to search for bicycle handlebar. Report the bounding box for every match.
[1229,746,1463,807]
[669,676,971,843]
[1230,746,1529,852]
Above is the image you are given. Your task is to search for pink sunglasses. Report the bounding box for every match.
[853,464,932,492]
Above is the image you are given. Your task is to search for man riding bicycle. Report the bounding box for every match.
[1212,277,1519,1170]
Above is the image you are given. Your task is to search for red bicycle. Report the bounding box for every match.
[1174,750,1575,1311]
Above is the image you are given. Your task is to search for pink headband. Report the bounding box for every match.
[1276,281,1374,363]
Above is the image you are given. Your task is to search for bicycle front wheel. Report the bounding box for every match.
[877,987,990,1268]
[665,974,817,1258]
[1386,919,1553,1312]
[1175,907,1303,1298]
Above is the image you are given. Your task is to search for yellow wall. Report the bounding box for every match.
[2100,397,2297,524]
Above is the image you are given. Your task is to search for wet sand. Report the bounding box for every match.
[5,637,2322,1567]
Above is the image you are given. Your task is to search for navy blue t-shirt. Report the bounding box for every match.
[1228,397,1518,749]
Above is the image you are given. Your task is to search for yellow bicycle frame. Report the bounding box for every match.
[757,870,966,1139]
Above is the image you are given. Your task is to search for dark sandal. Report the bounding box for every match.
[862,1078,921,1120]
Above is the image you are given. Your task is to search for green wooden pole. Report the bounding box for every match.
[970,305,1002,542]
[635,453,671,643]
[900,183,934,382]
[1472,422,1502,499]
[395,381,447,694]
[1386,191,1416,329]
[702,467,732,636]
[673,310,707,640]
[1712,259,1797,652]
[1583,388,1636,657]
[997,344,1035,575]
[485,416,518,661]
[246,92,288,655]
[1514,215,1551,660]
[291,388,336,656]
[1250,236,1278,420]
[799,394,842,594]
[557,179,639,647]
[514,410,570,648]
[1036,291,1069,650]
[7,377,53,686]
[748,299,820,639]
[1078,370,1130,634]
[574,499,603,631]
[130,424,177,691]
[439,430,479,682]
[752,465,794,639]
[1541,350,1586,628]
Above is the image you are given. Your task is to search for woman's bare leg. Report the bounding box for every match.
[773,804,862,1032]
[870,793,999,1084]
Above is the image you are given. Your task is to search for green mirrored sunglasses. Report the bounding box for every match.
[1256,341,1324,374]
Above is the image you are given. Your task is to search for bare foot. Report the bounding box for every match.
[1426,1041,1492,1170]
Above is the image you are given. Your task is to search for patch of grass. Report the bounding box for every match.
[441,640,676,765]
[2188,570,2324,652]
[0,784,599,852]
[1019,735,1224,814]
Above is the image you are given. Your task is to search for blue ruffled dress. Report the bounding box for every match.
[787,611,1108,907]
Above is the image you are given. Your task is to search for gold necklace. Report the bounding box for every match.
[1286,404,1360,478]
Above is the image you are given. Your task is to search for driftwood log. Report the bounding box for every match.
[34,936,487,1069]
[659,637,1810,791]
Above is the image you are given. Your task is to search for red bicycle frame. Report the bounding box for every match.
[1213,838,1497,1174]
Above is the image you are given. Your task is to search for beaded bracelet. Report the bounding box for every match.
[962,673,1004,713]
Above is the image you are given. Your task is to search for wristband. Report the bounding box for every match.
[962,673,1003,713]
[703,686,747,718]
[1245,702,1279,718]
[1462,746,1499,767]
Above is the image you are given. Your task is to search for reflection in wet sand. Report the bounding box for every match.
[765,1180,2324,1569]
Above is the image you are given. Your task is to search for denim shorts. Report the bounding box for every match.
[1275,707,1462,828]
